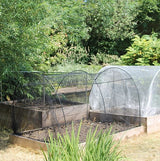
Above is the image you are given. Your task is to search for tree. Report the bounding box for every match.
[0,0,51,77]
[135,0,160,36]
[0,0,53,101]
[44,0,90,65]
[85,0,137,56]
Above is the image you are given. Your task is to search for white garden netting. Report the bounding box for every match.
[89,66,160,117]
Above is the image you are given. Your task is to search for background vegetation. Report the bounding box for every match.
[121,33,160,65]
[1,0,160,100]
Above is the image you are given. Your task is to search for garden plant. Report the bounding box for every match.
[42,122,124,161]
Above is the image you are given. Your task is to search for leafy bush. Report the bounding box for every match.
[1,72,43,101]
[85,0,137,56]
[65,45,90,64]
[44,0,89,65]
[135,0,160,36]
[91,53,121,65]
[121,33,160,65]
[52,63,101,73]
[42,122,124,161]
[0,0,52,75]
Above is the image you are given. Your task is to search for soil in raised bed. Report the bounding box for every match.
[22,119,138,143]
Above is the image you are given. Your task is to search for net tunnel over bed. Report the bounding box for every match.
[89,66,160,117]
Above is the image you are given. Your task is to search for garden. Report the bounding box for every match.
[0,70,139,142]
[1,67,160,160]
[1,0,160,160]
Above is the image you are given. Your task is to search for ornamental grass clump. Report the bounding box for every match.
[42,122,125,161]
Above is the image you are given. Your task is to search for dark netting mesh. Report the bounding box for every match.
[0,72,46,133]
[0,71,96,138]
[0,68,144,143]
[90,66,160,117]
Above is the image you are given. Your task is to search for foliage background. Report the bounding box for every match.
[121,33,160,65]
[1,0,160,72]
[1,0,160,100]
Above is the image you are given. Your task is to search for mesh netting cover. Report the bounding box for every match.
[0,71,95,134]
[89,66,160,117]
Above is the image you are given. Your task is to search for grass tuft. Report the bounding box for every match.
[42,121,125,161]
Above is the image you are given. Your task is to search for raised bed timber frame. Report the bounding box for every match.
[9,108,160,151]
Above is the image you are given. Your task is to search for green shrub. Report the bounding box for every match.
[44,0,89,65]
[91,53,121,65]
[85,0,137,56]
[121,33,160,65]
[0,0,52,75]
[52,62,101,73]
[135,0,160,36]
[1,72,43,101]
[42,122,124,161]
[66,45,90,64]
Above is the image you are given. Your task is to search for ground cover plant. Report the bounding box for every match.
[42,122,125,161]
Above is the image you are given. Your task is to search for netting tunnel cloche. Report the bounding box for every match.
[89,66,160,117]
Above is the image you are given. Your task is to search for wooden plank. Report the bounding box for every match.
[0,103,42,131]
[89,110,142,125]
[9,126,145,151]
[42,104,88,127]
[146,114,160,134]
[113,126,145,141]
[9,134,47,151]
[57,87,90,94]
[0,103,12,128]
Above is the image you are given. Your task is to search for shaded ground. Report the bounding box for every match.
[1,128,160,161]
